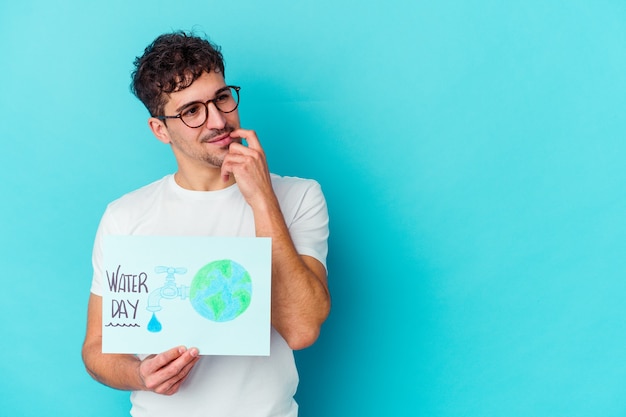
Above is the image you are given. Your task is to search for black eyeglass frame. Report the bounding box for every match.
[155,85,241,128]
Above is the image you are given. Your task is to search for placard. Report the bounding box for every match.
[102,236,272,356]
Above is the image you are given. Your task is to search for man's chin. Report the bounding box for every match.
[202,154,226,168]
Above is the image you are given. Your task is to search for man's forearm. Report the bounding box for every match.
[82,342,144,391]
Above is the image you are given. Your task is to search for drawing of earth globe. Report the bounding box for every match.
[190,259,252,322]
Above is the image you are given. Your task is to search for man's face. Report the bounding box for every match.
[154,71,241,169]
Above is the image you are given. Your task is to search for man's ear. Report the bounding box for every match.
[148,117,171,144]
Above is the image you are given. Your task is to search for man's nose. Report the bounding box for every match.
[204,102,227,130]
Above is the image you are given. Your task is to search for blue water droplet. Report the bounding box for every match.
[147,313,162,332]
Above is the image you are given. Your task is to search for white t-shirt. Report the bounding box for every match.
[91,174,329,417]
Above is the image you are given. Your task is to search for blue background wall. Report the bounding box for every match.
[1,1,625,416]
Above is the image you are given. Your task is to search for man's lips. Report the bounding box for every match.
[203,132,233,147]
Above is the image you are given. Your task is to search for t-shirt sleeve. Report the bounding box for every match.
[90,207,120,296]
[286,180,329,271]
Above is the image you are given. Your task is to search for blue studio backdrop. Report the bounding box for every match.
[1,1,625,416]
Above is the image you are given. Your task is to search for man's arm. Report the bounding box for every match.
[82,293,200,395]
[222,129,331,350]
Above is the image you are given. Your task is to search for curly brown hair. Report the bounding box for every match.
[131,31,225,117]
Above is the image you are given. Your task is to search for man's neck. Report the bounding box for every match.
[173,168,236,191]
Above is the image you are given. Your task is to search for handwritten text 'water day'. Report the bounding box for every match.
[106,265,149,320]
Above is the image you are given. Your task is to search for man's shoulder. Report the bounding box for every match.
[270,173,325,206]
[270,173,321,191]
[107,175,171,211]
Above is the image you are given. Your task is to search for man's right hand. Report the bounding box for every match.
[139,346,200,395]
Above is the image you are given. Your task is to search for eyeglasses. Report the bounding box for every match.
[156,86,241,128]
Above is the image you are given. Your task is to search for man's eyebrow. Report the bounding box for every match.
[174,86,231,114]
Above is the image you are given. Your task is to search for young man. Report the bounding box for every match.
[82,31,330,417]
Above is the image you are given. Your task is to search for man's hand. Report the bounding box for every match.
[221,129,275,208]
[138,346,200,395]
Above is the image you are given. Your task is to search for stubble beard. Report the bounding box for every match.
[199,125,237,167]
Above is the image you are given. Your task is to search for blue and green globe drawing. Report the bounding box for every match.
[190,259,252,322]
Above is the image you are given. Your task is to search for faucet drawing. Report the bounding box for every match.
[147,266,190,313]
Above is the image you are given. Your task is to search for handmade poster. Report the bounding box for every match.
[102,235,272,356]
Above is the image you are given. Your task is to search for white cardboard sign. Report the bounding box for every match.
[102,236,272,356]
